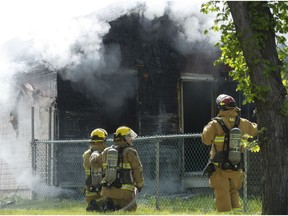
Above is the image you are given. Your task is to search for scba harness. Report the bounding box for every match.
[212,116,244,171]
[103,145,134,190]
[90,150,103,192]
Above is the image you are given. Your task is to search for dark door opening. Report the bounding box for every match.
[182,80,213,172]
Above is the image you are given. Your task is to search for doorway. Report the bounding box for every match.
[179,74,215,172]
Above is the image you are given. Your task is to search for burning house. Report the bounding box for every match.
[0,2,258,199]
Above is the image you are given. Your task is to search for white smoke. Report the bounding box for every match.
[0,0,218,108]
[168,1,219,54]
[0,0,122,105]
[0,0,218,198]
[0,0,133,198]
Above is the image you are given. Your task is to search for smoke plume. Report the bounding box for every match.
[0,0,218,110]
[0,0,218,198]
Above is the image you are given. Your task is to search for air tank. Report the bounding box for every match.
[228,127,242,165]
[105,147,118,184]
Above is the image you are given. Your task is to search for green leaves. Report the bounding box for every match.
[201,1,288,105]
[242,135,260,152]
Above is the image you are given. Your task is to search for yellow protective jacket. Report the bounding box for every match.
[91,142,144,193]
[82,143,106,203]
[83,143,106,179]
[201,108,258,160]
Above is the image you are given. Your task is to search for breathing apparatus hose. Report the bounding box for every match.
[118,187,139,211]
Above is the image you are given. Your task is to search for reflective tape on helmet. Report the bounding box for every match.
[90,128,108,143]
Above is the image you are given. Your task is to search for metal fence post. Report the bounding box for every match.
[30,134,262,212]
[31,107,37,199]
[47,106,52,186]
[155,139,160,210]
[243,148,248,212]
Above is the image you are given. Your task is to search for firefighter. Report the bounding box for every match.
[91,126,144,212]
[82,128,108,211]
[201,94,258,213]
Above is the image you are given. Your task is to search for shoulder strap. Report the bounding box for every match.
[234,116,240,127]
[214,117,230,158]
[117,146,127,155]
[117,146,128,165]
[214,117,229,134]
[215,116,240,132]
[117,146,129,184]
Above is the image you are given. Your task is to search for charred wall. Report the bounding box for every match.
[56,72,138,139]
[93,13,189,193]
[104,13,186,135]
[56,75,106,139]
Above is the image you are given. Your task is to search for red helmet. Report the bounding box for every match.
[216,94,237,110]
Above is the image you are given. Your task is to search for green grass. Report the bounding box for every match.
[0,195,262,215]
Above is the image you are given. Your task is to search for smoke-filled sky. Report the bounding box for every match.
[0,0,220,124]
[0,0,220,123]
[0,0,217,104]
[0,0,220,196]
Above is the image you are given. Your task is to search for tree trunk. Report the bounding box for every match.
[227,1,288,214]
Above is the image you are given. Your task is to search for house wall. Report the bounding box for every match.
[104,13,188,135]
[0,68,57,198]
[0,11,260,198]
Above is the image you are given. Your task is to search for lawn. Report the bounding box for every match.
[0,195,261,215]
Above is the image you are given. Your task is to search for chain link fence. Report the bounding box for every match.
[33,134,261,213]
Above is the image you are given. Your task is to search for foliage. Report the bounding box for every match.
[241,127,267,152]
[242,137,260,153]
[200,1,288,105]
[201,1,288,152]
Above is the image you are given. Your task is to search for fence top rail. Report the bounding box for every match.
[33,133,202,144]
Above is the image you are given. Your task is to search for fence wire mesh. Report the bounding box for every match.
[33,134,261,213]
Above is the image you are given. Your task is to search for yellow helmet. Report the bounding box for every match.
[114,126,138,142]
[90,128,108,143]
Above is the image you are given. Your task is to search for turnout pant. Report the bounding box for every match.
[101,187,137,211]
[209,167,244,212]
